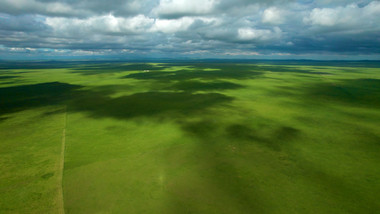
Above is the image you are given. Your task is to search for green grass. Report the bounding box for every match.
[1,62,380,213]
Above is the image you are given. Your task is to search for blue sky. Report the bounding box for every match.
[0,0,380,60]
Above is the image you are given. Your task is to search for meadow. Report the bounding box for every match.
[0,61,379,213]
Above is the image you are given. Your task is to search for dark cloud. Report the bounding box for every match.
[0,0,379,59]
[0,13,46,32]
[0,0,157,17]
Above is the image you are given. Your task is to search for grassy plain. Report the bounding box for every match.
[1,61,380,213]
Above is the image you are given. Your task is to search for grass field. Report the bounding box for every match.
[1,61,380,213]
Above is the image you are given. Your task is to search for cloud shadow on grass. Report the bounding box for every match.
[0,81,234,121]
[122,63,331,84]
[166,80,244,92]
[252,65,331,75]
[171,119,288,212]
[123,65,263,81]
[303,78,380,108]
[71,63,168,75]
[0,82,81,116]
[174,116,380,212]
[182,120,301,152]
[0,75,19,80]
[165,63,329,75]
[69,91,233,120]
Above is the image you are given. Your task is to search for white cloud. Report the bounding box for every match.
[54,49,69,53]
[262,7,285,24]
[71,50,99,55]
[271,52,291,56]
[237,27,282,41]
[151,17,195,33]
[46,14,154,35]
[184,50,209,54]
[45,14,206,35]
[304,1,380,29]
[224,51,260,56]
[154,0,217,18]
[9,47,25,52]
[305,7,347,26]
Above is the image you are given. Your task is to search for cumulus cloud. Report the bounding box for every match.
[151,17,195,33]
[154,0,217,18]
[304,1,380,30]
[45,14,154,35]
[237,27,282,42]
[0,0,380,59]
[262,7,285,24]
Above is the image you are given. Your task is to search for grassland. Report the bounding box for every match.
[1,61,380,213]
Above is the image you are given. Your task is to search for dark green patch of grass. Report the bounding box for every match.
[69,91,233,119]
[123,67,263,80]
[0,82,81,116]
[0,75,19,80]
[72,63,168,75]
[304,78,380,108]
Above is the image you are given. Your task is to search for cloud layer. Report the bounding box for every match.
[0,0,379,59]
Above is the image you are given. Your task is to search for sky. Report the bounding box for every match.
[0,0,380,60]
